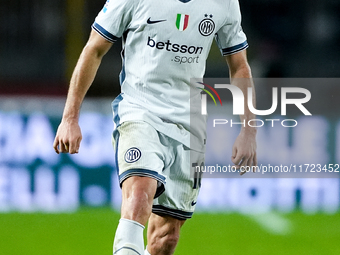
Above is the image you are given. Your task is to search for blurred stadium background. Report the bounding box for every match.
[1,0,340,254]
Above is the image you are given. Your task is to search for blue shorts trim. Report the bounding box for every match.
[152,205,193,220]
[119,169,166,198]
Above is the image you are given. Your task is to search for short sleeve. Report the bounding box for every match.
[91,0,135,43]
[215,0,248,56]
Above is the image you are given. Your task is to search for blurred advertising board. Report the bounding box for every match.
[0,81,339,214]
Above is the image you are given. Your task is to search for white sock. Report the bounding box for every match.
[144,247,151,255]
[113,218,145,255]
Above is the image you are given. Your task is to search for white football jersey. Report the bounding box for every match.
[92,0,248,152]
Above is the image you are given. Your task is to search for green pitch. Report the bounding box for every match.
[1,208,340,255]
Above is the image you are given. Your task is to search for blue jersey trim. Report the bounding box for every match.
[119,32,128,85]
[177,0,192,3]
[112,94,123,127]
[119,58,126,85]
[113,130,120,178]
[221,41,248,56]
[119,169,166,198]
[152,205,193,220]
[92,22,119,43]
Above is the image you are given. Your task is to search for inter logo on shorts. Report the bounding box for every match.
[176,14,189,31]
[125,147,141,163]
[198,14,215,36]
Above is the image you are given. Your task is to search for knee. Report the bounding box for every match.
[122,176,157,204]
[125,189,151,207]
[126,190,154,217]
[123,181,155,211]
[121,176,157,223]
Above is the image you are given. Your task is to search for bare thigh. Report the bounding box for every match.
[121,176,158,225]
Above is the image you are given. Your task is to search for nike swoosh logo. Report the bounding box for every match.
[191,201,197,206]
[147,17,166,24]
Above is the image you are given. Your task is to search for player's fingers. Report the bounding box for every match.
[241,152,251,167]
[234,160,243,169]
[240,169,247,175]
[239,156,251,175]
[253,153,258,171]
[77,136,82,153]
[232,151,243,167]
[75,143,80,154]
[246,158,253,173]
[53,137,60,154]
[232,145,237,159]
[240,167,250,175]
[69,137,81,154]
[69,142,77,154]
[242,154,257,175]
[59,140,68,153]
[68,137,79,154]
[65,142,69,152]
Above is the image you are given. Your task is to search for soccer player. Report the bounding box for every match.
[53,0,257,254]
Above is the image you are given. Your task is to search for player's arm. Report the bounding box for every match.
[225,50,257,174]
[53,30,113,154]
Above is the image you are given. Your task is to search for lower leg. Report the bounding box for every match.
[113,176,157,254]
[146,213,185,255]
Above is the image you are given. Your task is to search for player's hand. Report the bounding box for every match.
[53,119,82,154]
[231,129,257,175]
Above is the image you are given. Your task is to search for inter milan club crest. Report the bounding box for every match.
[125,147,141,163]
[176,14,189,31]
[198,14,215,36]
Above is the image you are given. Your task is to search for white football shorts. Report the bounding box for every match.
[112,121,204,220]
